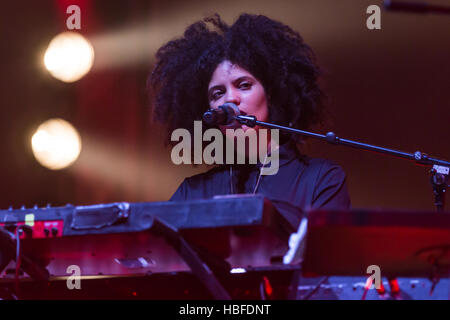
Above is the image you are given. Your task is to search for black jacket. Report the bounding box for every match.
[170,142,351,232]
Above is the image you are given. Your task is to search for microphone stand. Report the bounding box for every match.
[235,115,450,212]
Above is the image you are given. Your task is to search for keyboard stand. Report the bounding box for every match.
[150,217,231,300]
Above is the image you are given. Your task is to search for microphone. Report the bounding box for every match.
[202,103,240,126]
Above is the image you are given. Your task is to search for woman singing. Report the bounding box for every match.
[149,13,350,231]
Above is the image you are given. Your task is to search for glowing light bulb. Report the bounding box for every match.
[31,119,82,170]
[44,32,94,82]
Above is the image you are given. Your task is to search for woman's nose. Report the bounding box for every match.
[224,88,240,106]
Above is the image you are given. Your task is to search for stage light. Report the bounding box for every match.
[44,32,94,82]
[31,119,82,170]
[230,268,247,274]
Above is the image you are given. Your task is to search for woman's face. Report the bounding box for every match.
[207,60,269,132]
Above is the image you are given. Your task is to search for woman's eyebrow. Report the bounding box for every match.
[233,76,253,84]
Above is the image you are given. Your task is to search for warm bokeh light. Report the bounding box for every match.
[44,32,94,82]
[31,119,82,170]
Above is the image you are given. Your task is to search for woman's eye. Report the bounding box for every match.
[239,82,251,89]
[212,91,223,99]
[210,90,223,100]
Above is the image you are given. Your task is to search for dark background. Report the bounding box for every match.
[1,0,449,211]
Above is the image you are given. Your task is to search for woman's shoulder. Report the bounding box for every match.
[304,156,344,170]
[292,150,346,174]
[297,156,348,196]
[170,166,229,201]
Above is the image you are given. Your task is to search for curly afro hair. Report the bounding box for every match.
[149,13,326,146]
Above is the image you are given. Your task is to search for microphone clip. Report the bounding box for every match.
[235,115,257,127]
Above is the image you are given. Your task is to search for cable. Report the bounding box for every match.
[14,226,24,297]
[302,276,329,300]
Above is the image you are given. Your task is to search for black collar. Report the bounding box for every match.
[257,141,301,169]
